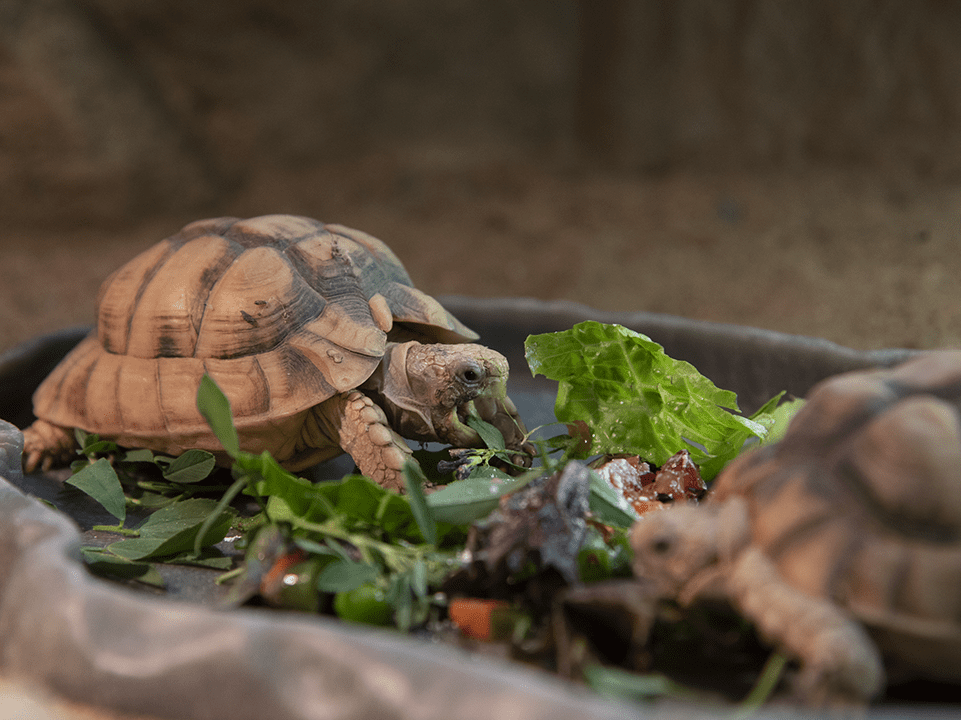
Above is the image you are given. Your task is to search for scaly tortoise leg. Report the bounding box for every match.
[22,419,76,473]
[728,544,885,706]
[309,390,413,491]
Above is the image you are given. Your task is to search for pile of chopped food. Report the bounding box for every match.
[63,321,803,708]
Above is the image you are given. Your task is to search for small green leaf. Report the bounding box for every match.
[293,537,342,557]
[196,374,240,458]
[66,458,126,523]
[236,450,323,519]
[587,469,640,528]
[426,469,531,524]
[315,559,380,593]
[583,665,690,701]
[162,549,235,570]
[754,397,805,447]
[74,428,119,456]
[121,448,156,463]
[465,414,506,450]
[136,497,228,538]
[736,651,788,716]
[402,461,438,546]
[162,449,217,484]
[106,498,233,560]
[80,548,164,587]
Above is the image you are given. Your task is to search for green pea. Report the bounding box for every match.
[333,583,393,626]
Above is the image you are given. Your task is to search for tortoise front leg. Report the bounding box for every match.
[309,391,413,491]
[22,419,76,473]
[728,545,885,706]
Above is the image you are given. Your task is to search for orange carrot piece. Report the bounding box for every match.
[448,598,510,641]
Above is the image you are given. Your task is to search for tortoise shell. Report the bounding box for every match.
[32,215,477,456]
[712,350,961,681]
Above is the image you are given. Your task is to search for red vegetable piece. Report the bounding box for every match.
[652,449,706,502]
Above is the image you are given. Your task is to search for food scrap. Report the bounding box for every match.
[444,461,591,609]
[591,450,706,515]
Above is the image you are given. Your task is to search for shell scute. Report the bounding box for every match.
[156,357,207,428]
[97,239,176,355]
[847,395,961,534]
[34,334,101,430]
[83,351,125,432]
[775,515,856,601]
[115,355,164,433]
[123,235,238,359]
[202,356,270,420]
[326,223,412,286]
[253,343,340,416]
[194,245,326,359]
[228,214,321,247]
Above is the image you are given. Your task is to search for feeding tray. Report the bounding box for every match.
[0,297,928,719]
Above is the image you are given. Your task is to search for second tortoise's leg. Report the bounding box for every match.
[21,419,76,473]
[728,544,885,706]
[307,390,413,491]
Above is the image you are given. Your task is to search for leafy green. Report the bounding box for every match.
[426,468,532,524]
[316,559,381,593]
[79,548,165,587]
[586,468,639,528]
[66,457,126,523]
[754,397,805,447]
[465,414,506,450]
[403,461,438,546]
[736,652,789,717]
[583,664,693,702]
[105,498,235,561]
[525,321,794,480]
[197,373,240,457]
[160,449,217,484]
[188,374,467,626]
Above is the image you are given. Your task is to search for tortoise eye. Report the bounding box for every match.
[457,363,484,384]
[651,535,673,554]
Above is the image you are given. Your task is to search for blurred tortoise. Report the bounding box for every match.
[631,350,961,705]
[22,215,529,490]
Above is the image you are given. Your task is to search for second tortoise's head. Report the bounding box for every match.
[630,498,751,601]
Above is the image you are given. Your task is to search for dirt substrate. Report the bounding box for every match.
[2,156,959,356]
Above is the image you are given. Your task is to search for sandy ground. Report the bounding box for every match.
[2,158,960,357]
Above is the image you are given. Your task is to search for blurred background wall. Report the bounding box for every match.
[1,0,960,350]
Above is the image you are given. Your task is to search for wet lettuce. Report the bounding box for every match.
[525,321,797,480]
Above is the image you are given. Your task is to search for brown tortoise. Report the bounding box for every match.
[22,215,529,490]
[631,350,961,705]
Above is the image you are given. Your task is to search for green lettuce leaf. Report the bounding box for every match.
[525,321,789,480]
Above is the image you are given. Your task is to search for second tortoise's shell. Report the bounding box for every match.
[712,350,961,681]
[33,215,477,456]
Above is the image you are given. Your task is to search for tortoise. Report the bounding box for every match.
[630,350,961,705]
[21,215,530,490]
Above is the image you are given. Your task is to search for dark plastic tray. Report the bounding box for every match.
[0,297,925,720]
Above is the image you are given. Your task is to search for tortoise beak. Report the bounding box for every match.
[470,393,530,452]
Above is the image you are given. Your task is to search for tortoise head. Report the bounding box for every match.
[369,341,530,453]
[630,499,751,601]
